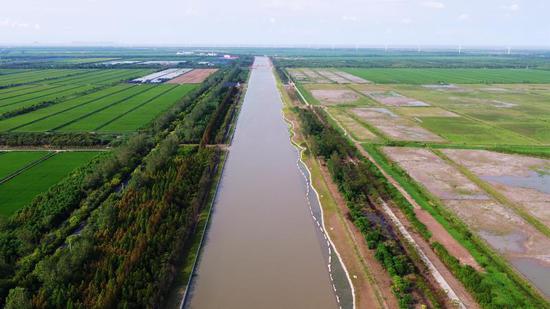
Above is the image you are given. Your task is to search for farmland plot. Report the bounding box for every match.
[342,68,550,84]
[16,85,148,132]
[98,84,197,132]
[0,84,134,131]
[442,149,550,227]
[0,151,49,180]
[326,107,378,141]
[363,84,550,144]
[0,69,90,87]
[166,69,218,84]
[0,151,97,216]
[304,84,371,106]
[59,85,176,132]
[383,147,550,298]
[0,84,98,114]
[351,107,445,142]
[50,69,152,85]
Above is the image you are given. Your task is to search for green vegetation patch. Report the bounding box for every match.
[342,68,550,84]
[98,84,197,132]
[0,152,98,217]
[420,117,531,145]
[0,151,49,179]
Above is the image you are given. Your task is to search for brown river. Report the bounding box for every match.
[184,57,348,308]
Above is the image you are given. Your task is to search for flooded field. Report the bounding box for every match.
[185,57,341,308]
[383,147,550,299]
[352,108,445,142]
[442,149,550,227]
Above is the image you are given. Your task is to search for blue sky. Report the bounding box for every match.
[0,0,548,47]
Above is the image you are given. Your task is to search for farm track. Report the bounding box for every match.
[50,86,154,131]
[0,152,55,185]
[93,85,178,131]
[7,85,137,132]
[291,79,479,308]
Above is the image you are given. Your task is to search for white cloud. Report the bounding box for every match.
[501,3,519,11]
[401,18,413,24]
[421,1,445,9]
[457,13,470,21]
[269,17,276,24]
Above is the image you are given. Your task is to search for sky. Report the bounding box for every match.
[0,0,548,47]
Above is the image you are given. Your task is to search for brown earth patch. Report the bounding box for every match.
[315,70,350,84]
[364,91,430,107]
[333,71,370,84]
[394,107,459,118]
[442,149,550,228]
[326,108,378,141]
[167,69,218,84]
[311,89,360,105]
[383,147,550,278]
[301,68,331,83]
[352,108,444,142]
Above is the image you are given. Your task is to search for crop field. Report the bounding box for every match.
[288,68,369,84]
[295,79,550,145]
[0,69,91,87]
[352,107,445,142]
[383,84,550,144]
[326,107,378,141]
[98,84,197,132]
[0,68,201,133]
[56,57,118,64]
[302,84,372,106]
[0,83,197,133]
[0,151,98,216]
[442,149,550,227]
[0,151,49,179]
[342,68,550,84]
[382,147,550,298]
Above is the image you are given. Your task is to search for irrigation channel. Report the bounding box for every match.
[183,56,352,308]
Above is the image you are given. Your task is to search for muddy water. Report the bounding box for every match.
[481,170,550,194]
[185,57,338,309]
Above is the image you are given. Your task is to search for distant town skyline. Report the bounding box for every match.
[1,0,548,47]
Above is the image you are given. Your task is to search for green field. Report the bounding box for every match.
[388,84,550,144]
[0,84,133,131]
[0,69,90,87]
[98,84,197,132]
[57,57,118,64]
[0,83,197,133]
[0,68,192,133]
[419,117,531,145]
[342,68,550,84]
[0,151,49,179]
[297,81,550,146]
[0,151,98,216]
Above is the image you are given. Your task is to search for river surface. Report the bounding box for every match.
[185,57,339,309]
